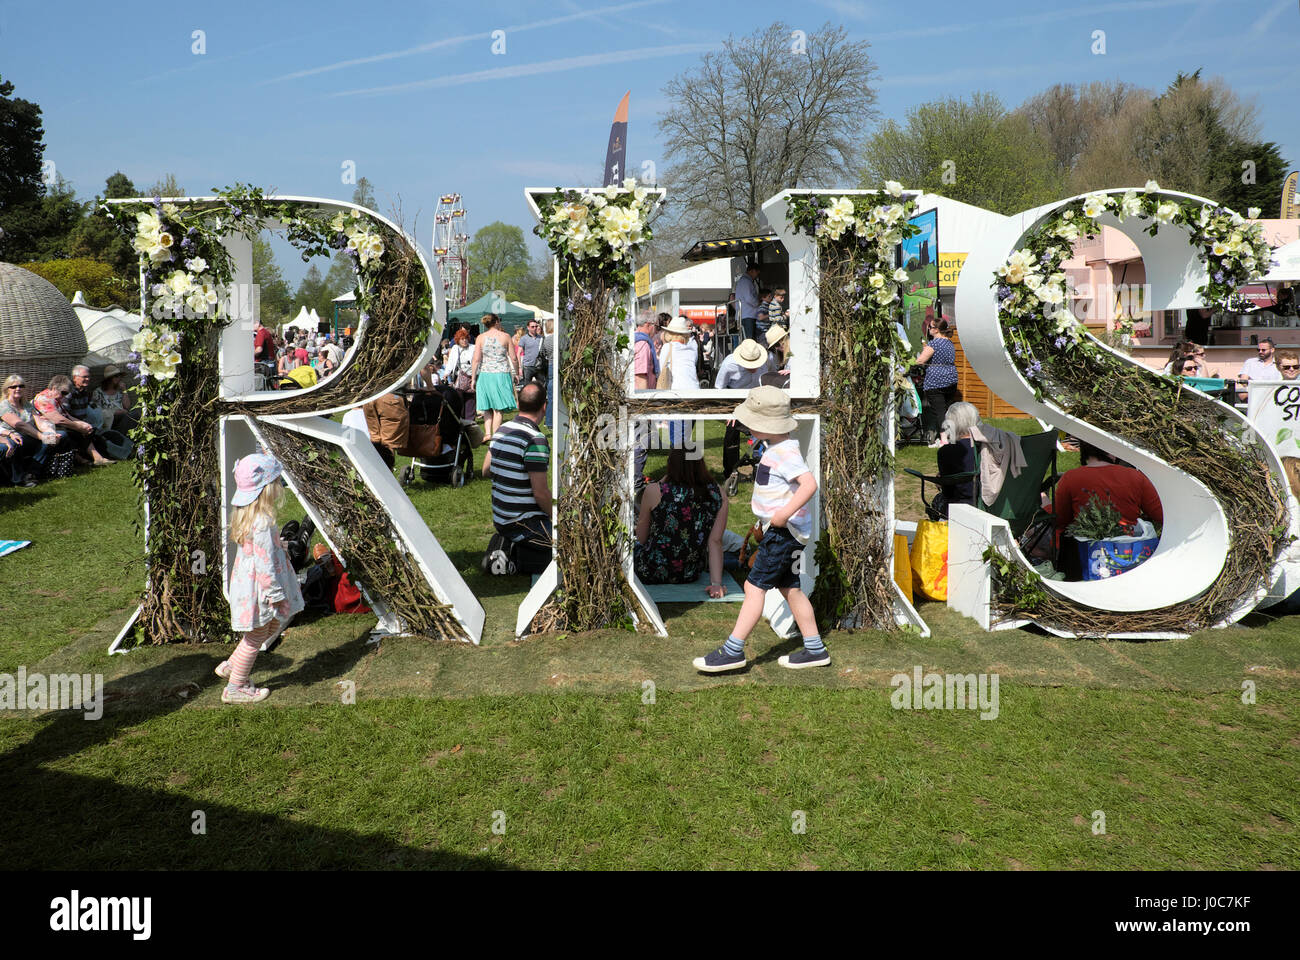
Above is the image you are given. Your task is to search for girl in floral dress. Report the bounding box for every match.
[216,453,305,703]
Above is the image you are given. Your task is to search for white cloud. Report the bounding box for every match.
[265,0,671,84]
[331,43,719,98]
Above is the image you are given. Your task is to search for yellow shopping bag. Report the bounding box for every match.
[893,534,913,604]
[909,519,949,601]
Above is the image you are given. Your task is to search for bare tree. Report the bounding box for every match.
[1018,80,1147,178]
[657,22,879,240]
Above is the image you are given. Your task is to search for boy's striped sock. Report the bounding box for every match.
[723,634,746,657]
[802,634,825,655]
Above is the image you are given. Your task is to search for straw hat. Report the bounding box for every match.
[732,339,769,370]
[662,316,694,336]
[765,326,788,349]
[101,364,124,381]
[732,385,796,434]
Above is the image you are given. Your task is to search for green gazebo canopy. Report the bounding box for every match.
[447,291,535,332]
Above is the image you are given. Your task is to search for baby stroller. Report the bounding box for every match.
[725,431,770,497]
[896,365,927,445]
[397,383,477,488]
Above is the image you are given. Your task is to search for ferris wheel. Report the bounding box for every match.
[433,193,469,310]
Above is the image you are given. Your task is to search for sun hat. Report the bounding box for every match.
[231,453,283,507]
[663,316,694,336]
[732,339,769,370]
[732,384,797,435]
[101,364,124,381]
[765,325,788,348]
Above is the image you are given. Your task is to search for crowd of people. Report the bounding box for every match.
[1,364,137,487]
[254,319,352,389]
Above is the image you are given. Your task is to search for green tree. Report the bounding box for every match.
[466,221,530,301]
[21,258,133,307]
[859,92,1063,215]
[25,174,85,261]
[68,172,140,300]
[293,263,328,330]
[0,74,59,262]
[1213,139,1288,217]
[252,236,292,326]
[1070,70,1280,211]
[146,172,184,198]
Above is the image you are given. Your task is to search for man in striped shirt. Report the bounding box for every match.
[488,382,552,571]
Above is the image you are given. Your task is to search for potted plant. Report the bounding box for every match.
[1065,495,1160,581]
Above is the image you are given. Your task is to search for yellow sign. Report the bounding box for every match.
[939,252,968,287]
[635,264,651,297]
[1282,171,1299,219]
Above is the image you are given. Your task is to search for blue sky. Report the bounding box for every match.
[2,0,1296,284]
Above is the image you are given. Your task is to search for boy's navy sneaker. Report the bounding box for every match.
[778,647,831,669]
[693,645,747,673]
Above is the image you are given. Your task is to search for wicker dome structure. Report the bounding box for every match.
[0,262,90,391]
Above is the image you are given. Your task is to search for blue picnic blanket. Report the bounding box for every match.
[0,540,31,560]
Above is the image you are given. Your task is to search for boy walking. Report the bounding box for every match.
[693,386,827,672]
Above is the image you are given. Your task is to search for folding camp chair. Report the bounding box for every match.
[905,430,1060,555]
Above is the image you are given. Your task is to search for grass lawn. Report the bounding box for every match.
[1,419,1297,869]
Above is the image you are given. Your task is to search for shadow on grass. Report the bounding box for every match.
[0,488,56,510]
[0,656,513,869]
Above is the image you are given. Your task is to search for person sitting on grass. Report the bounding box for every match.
[634,448,728,596]
[693,385,826,672]
[486,382,552,574]
[0,376,61,484]
[1052,441,1163,580]
[34,375,112,467]
[92,365,139,433]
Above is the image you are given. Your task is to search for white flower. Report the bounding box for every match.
[1117,192,1141,220]
[893,268,909,283]
[868,273,886,289]
[186,257,207,274]
[1002,248,1035,285]
[162,202,180,218]
[1034,282,1065,306]
[1211,241,1229,257]
[1144,180,1160,192]
[622,177,637,190]
[1082,193,1110,218]
[166,271,193,297]
[884,180,904,197]
[1055,220,1080,241]
[827,196,856,222]
[633,186,648,203]
[603,185,619,199]
[1247,206,1261,220]
[1153,201,1178,224]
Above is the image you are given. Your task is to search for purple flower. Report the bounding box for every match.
[153,195,163,209]
[181,239,193,251]
[997,285,1012,302]
[1040,252,1051,263]
[1053,336,1068,349]
[583,293,593,301]
[1012,344,1023,358]
[230,206,243,217]
[187,227,198,237]
[1027,360,1042,378]
[1213,271,1224,283]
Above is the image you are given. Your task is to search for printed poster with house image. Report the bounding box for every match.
[901,208,939,352]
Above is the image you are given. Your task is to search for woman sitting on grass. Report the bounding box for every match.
[634,448,728,597]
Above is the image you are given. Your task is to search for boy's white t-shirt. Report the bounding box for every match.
[750,438,813,543]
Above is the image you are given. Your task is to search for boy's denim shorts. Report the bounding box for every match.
[746,526,802,590]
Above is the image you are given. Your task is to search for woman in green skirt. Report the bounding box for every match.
[471,312,521,476]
